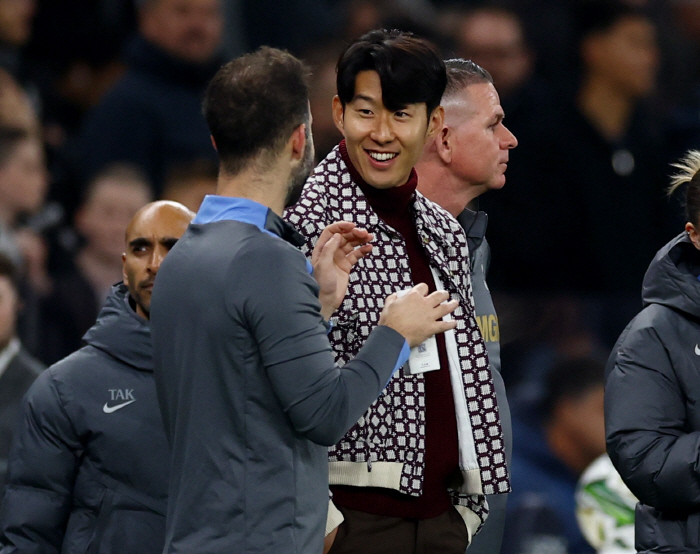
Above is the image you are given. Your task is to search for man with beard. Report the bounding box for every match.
[0,200,194,554]
[149,47,459,554]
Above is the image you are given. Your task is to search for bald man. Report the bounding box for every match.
[0,201,194,554]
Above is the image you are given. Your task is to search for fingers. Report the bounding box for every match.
[433,299,459,320]
[315,222,373,265]
[430,319,458,334]
[425,289,451,307]
[410,282,429,296]
[316,233,342,268]
[312,227,333,265]
[338,228,373,250]
[323,221,356,235]
[343,243,373,267]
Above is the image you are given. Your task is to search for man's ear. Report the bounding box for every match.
[122,253,129,285]
[426,105,445,140]
[435,125,452,165]
[289,123,306,161]
[686,222,700,250]
[332,95,345,135]
[210,135,218,151]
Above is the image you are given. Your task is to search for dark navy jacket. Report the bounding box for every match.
[606,233,700,554]
[0,284,169,554]
[78,36,219,194]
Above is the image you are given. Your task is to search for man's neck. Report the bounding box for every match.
[577,75,634,142]
[415,160,482,217]
[216,163,288,216]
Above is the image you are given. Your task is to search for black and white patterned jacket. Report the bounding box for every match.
[285,146,510,535]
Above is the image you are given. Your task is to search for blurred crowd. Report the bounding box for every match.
[0,0,696,552]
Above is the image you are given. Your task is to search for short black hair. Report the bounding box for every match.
[443,58,493,99]
[541,356,605,420]
[336,29,446,116]
[203,46,311,176]
[575,0,647,42]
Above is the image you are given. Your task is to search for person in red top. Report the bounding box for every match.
[286,29,510,554]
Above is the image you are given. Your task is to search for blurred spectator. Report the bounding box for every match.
[78,0,223,196]
[547,0,671,342]
[0,0,36,81]
[455,6,534,101]
[474,1,672,359]
[454,5,566,296]
[303,43,345,162]
[39,163,151,364]
[0,253,43,499]
[161,159,217,212]
[0,126,49,287]
[242,0,343,55]
[0,69,38,133]
[503,357,606,554]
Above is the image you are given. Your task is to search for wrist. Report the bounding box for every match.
[319,294,337,321]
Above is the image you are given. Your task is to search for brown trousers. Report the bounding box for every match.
[327,506,470,554]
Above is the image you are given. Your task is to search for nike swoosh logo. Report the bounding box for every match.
[103,399,136,413]
[695,344,700,356]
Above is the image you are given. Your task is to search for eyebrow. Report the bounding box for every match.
[351,94,376,104]
[129,237,152,249]
[129,237,179,248]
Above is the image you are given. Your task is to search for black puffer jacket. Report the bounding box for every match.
[0,284,168,554]
[606,232,700,554]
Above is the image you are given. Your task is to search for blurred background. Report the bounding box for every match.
[0,0,692,551]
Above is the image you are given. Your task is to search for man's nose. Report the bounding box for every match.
[370,112,395,144]
[148,248,166,273]
[501,124,518,149]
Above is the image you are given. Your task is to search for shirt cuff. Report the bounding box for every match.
[385,340,410,387]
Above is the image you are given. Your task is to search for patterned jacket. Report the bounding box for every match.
[285,146,509,534]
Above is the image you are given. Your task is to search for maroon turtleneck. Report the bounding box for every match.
[330,141,460,519]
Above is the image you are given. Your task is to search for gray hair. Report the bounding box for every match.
[443,58,493,100]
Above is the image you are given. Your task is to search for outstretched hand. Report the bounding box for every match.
[312,221,374,320]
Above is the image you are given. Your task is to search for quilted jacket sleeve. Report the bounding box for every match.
[605,322,700,512]
[0,369,82,554]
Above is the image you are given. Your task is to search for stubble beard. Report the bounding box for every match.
[284,134,315,209]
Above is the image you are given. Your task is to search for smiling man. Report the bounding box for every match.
[415,58,517,554]
[286,30,511,554]
[0,201,194,554]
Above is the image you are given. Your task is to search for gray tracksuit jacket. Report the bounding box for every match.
[151,196,408,554]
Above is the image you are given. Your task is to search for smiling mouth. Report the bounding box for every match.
[366,151,398,162]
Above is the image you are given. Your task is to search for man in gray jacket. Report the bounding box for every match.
[415,58,517,554]
[150,46,459,554]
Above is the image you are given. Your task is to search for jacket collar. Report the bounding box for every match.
[83,284,153,371]
[195,195,305,247]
